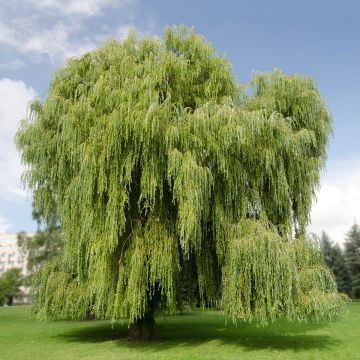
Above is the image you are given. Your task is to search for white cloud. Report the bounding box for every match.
[22,22,97,61]
[309,159,360,246]
[0,0,140,63]
[0,78,37,202]
[26,0,129,17]
[0,20,97,62]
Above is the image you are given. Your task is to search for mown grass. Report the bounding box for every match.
[0,303,359,359]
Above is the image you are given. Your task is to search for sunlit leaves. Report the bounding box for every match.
[16,26,345,325]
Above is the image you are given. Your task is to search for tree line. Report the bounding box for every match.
[321,223,360,298]
[0,205,62,306]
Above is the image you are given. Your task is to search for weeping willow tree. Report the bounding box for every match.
[16,26,346,339]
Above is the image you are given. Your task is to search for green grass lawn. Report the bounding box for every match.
[0,303,359,360]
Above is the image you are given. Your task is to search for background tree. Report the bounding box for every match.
[321,232,352,295]
[17,203,63,275]
[345,223,360,298]
[16,26,345,339]
[0,268,23,305]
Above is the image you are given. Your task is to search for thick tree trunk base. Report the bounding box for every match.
[127,316,155,341]
[84,311,95,320]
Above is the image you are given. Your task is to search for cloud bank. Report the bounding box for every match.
[0,78,37,230]
[310,159,360,246]
[26,0,126,17]
[0,78,37,200]
[0,0,140,63]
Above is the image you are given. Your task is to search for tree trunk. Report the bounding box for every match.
[84,310,95,320]
[127,311,155,341]
[127,288,161,340]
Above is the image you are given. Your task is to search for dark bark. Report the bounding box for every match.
[127,290,159,341]
[84,310,95,320]
[127,311,155,341]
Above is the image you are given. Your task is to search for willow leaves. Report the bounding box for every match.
[16,26,345,325]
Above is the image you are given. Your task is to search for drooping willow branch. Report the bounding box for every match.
[16,26,346,325]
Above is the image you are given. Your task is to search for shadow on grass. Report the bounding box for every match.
[54,312,339,353]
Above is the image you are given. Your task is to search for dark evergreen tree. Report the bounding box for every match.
[345,224,360,298]
[321,232,351,295]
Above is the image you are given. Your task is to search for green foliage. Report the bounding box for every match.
[17,230,63,274]
[321,232,352,295]
[345,224,360,298]
[223,221,345,325]
[16,26,345,325]
[0,268,23,305]
[17,205,63,274]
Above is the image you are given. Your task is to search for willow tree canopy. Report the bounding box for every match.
[16,26,345,328]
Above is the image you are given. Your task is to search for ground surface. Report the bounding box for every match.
[0,303,359,359]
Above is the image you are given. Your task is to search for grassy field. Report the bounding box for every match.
[0,303,359,360]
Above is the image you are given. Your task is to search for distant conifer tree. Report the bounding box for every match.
[345,224,360,298]
[321,232,352,295]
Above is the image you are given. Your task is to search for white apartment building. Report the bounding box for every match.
[0,233,33,303]
[0,233,28,275]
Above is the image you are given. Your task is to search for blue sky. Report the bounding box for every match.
[0,0,359,245]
